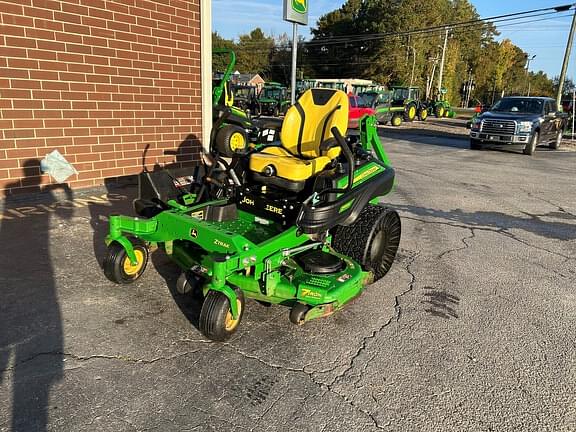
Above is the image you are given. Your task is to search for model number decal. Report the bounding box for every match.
[301,288,322,298]
[214,239,230,249]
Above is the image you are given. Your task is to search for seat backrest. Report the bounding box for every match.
[280,88,349,159]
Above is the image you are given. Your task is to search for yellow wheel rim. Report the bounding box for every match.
[408,106,416,119]
[438,107,444,117]
[224,299,242,331]
[123,249,144,276]
[229,132,246,152]
[421,110,427,119]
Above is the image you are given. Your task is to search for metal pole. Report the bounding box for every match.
[290,22,298,105]
[437,28,449,93]
[572,88,576,141]
[557,7,576,107]
[409,46,416,87]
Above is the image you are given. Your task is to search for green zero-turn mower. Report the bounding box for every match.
[212,49,259,154]
[103,88,401,342]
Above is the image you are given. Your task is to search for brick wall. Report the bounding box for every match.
[0,0,202,195]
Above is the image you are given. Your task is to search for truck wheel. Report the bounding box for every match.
[332,205,401,283]
[523,131,539,155]
[199,288,245,341]
[550,130,562,150]
[470,139,482,150]
[391,114,402,127]
[405,103,417,122]
[103,241,148,284]
[418,108,428,121]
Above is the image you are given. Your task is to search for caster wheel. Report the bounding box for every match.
[199,288,244,341]
[290,302,310,325]
[176,271,204,297]
[103,241,148,284]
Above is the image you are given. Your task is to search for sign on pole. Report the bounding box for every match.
[283,0,308,104]
[283,0,308,26]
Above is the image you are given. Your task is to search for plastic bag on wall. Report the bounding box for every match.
[40,150,78,184]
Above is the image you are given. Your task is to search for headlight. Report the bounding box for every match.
[517,121,533,133]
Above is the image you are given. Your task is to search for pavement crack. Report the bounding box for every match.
[1,350,198,372]
[401,215,575,261]
[438,227,476,259]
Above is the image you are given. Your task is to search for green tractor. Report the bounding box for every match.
[390,86,429,122]
[102,88,401,341]
[428,88,456,118]
[360,90,405,127]
[212,49,259,153]
[232,84,260,118]
[257,82,290,117]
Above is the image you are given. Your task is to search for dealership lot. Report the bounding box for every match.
[1,128,575,432]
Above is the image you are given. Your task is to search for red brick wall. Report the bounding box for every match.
[0,0,202,195]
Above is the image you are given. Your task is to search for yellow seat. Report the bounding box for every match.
[250,89,349,183]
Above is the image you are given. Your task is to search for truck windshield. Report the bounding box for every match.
[491,98,544,114]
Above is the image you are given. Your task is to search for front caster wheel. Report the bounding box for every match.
[199,288,245,341]
[289,302,310,325]
[103,241,148,284]
[176,271,204,297]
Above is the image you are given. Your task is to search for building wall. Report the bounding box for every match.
[0,0,202,195]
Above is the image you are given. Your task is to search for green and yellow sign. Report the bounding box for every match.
[284,0,308,25]
[292,0,307,14]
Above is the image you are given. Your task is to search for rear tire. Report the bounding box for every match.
[332,205,401,282]
[470,139,482,150]
[550,130,562,150]
[405,103,417,122]
[215,125,247,157]
[523,131,538,155]
[199,288,245,341]
[418,108,428,121]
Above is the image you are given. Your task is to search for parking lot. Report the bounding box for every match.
[1,125,576,431]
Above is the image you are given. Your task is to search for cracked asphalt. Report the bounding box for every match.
[1,129,576,431]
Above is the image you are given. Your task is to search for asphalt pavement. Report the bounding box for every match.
[1,126,575,431]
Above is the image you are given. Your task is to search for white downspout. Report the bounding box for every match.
[200,0,212,152]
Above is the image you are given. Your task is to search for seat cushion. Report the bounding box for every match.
[249,146,333,182]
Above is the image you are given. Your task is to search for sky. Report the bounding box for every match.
[212,0,575,80]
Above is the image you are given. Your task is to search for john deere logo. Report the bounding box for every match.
[292,0,306,13]
[190,229,198,238]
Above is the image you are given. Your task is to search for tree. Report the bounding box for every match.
[235,28,274,76]
[212,32,236,73]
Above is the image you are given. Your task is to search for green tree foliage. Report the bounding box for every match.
[308,0,554,105]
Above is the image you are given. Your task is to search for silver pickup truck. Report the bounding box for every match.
[469,96,567,155]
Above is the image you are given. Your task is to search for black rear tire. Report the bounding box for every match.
[103,241,148,284]
[332,205,401,282]
[470,139,482,150]
[215,125,247,157]
[549,130,562,150]
[199,288,245,341]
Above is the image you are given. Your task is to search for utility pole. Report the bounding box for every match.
[525,54,536,96]
[408,46,416,87]
[437,28,449,93]
[557,5,576,108]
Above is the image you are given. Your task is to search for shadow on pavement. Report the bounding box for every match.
[396,204,576,241]
[0,160,72,431]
